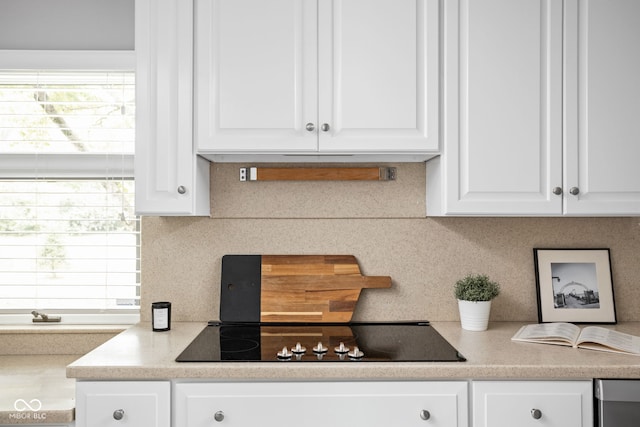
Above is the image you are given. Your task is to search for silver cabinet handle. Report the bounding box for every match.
[214,411,225,422]
[420,409,430,420]
[531,408,542,419]
[177,186,187,194]
[305,123,315,132]
[569,187,580,195]
[113,409,125,421]
[321,123,330,132]
[552,187,562,195]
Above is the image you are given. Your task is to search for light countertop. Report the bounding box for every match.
[6,321,639,424]
[0,355,77,425]
[66,321,640,380]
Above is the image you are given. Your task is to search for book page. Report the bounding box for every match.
[577,327,640,355]
[512,323,581,345]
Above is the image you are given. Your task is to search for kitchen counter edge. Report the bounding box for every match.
[66,321,640,381]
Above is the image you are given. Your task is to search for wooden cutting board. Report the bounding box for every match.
[220,255,392,323]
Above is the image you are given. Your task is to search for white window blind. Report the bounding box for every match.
[0,66,139,321]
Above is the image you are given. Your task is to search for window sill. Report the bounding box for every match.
[0,313,139,327]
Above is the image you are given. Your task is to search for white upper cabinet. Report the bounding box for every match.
[563,0,640,215]
[428,0,563,216]
[317,0,439,154]
[135,0,210,216]
[195,0,318,154]
[195,0,439,160]
[428,0,640,216]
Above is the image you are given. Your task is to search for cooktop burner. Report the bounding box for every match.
[176,322,466,362]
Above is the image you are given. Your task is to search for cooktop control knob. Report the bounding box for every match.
[334,342,350,354]
[313,342,328,353]
[291,342,306,354]
[348,346,364,359]
[277,346,292,359]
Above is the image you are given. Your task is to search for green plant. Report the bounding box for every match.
[454,274,500,302]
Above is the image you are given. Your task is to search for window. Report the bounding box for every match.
[0,51,138,324]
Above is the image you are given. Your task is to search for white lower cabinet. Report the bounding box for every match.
[472,381,593,427]
[75,381,170,427]
[73,379,595,427]
[174,381,468,427]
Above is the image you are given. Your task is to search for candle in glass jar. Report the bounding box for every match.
[152,302,171,331]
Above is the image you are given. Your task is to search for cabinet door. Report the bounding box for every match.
[76,381,170,427]
[432,0,563,215]
[195,0,318,153]
[135,0,210,215]
[175,381,468,427]
[318,0,438,153]
[564,0,640,215]
[473,381,593,427]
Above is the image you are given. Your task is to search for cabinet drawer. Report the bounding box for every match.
[75,381,170,427]
[473,381,592,427]
[175,381,468,427]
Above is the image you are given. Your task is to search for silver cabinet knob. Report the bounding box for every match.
[569,187,580,195]
[420,409,431,421]
[531,408,542,419]
[305,123,315,132]
[552,187,562,195]
[214,411,225,422]
[177,185,186,194]
[113,409,125,421]
[321,123,330,132]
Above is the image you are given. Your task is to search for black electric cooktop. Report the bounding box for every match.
[176,321,466,363]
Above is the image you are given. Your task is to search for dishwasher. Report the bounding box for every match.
[595,380,640,426]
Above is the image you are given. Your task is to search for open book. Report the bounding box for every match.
[511,323,640,356]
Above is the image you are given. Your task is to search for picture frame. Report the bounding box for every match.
[533,248,616,324]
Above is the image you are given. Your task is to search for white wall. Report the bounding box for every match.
[0,0,133,50]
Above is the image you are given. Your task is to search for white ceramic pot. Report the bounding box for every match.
[457,299,492,331]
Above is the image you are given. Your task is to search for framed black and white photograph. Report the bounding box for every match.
[533,248,616,324]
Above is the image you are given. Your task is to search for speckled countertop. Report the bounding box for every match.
[0,355,76,425]
[67,321,640,380]
[4,322,639,424]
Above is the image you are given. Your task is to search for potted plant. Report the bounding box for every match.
[454,274,500,331]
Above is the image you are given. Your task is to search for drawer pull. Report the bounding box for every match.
[531,408,542,419]
[214,411,225,422]
[113,409,125,420]
[420,409,431,420]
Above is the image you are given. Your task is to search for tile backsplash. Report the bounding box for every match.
[140,164,640,323]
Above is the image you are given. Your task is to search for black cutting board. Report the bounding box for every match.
[219,255,262,323]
